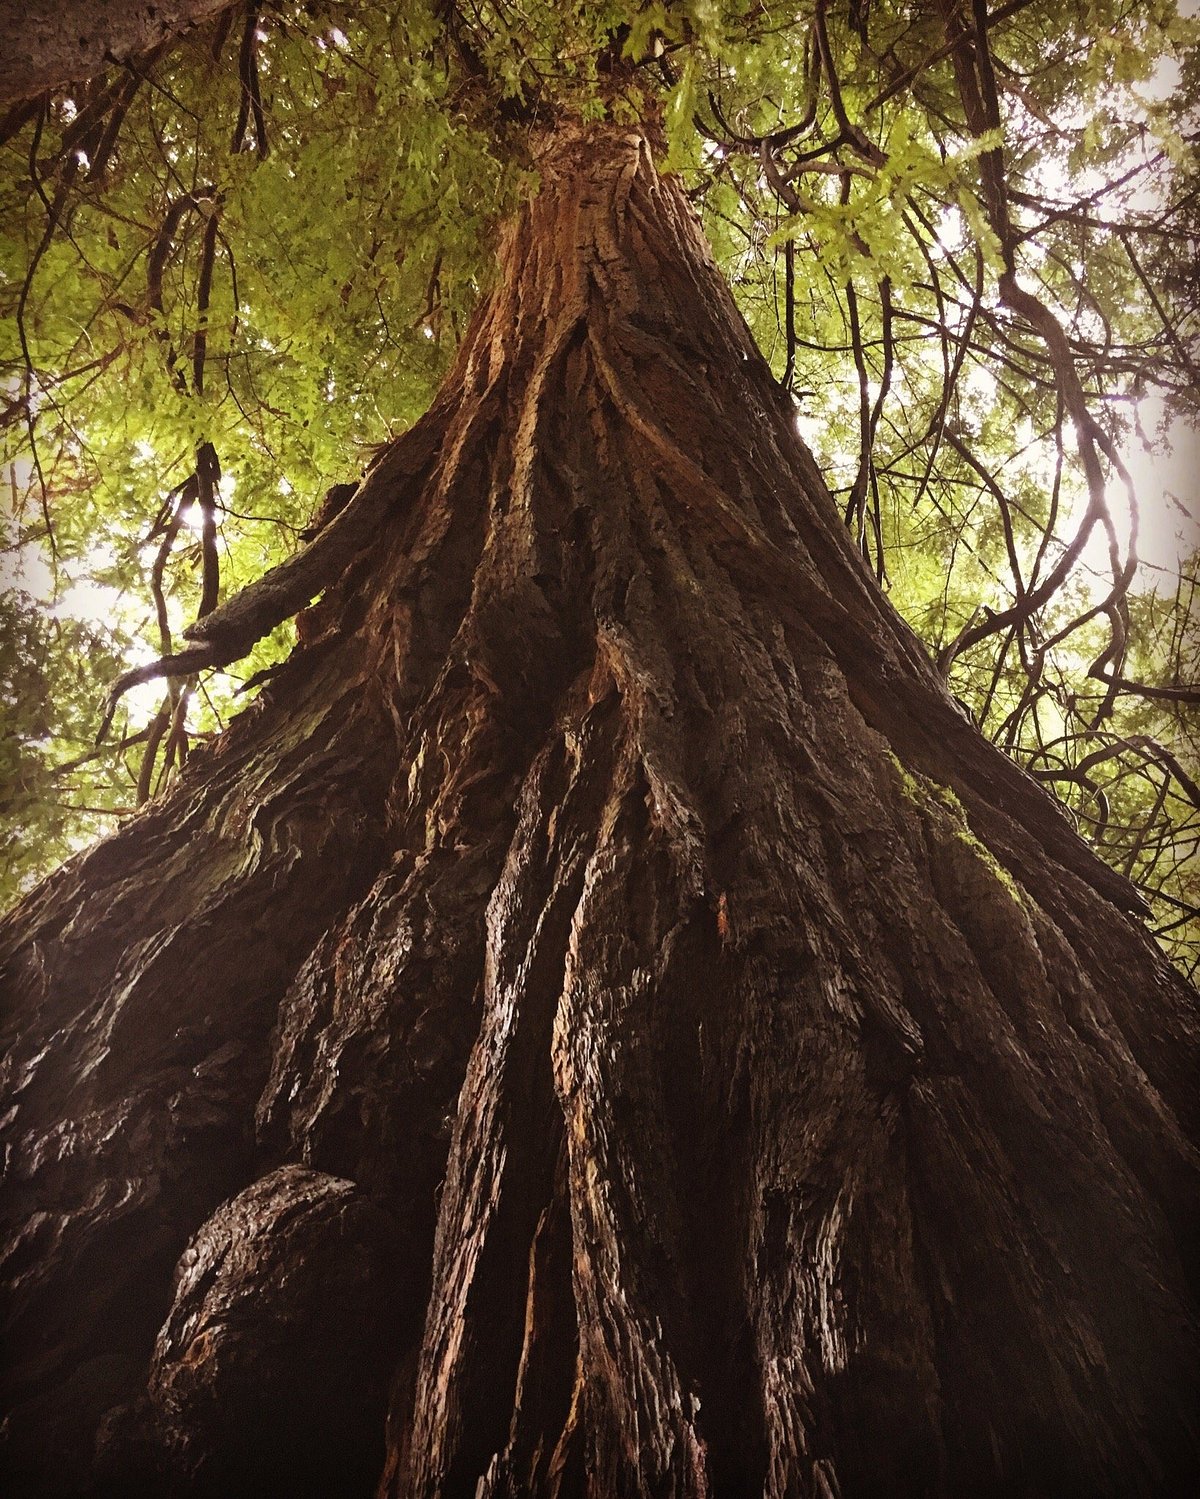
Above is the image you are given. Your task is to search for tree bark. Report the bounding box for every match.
[0,2,235,110]
[2,121,1197,1498]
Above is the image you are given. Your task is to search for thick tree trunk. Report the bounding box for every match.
[2,122,1197,1498]
[0,2,234,110]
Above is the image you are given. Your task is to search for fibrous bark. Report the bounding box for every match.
[107,1164,405,1496]
[2,122,1198,1498]
[0,2,234,111]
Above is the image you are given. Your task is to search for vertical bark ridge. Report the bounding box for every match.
[385,122,1198,1497]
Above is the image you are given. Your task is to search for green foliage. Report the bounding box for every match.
[0,591,129,902]
[1,0,1197,969]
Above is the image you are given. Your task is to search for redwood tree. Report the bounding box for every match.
[2,7,1200,1499]
[0,1,235,113]
[2,115,1198,1497]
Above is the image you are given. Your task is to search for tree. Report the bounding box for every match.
[1,4,1198,1496]
[0,1,236,113]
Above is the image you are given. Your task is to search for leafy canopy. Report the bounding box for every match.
[1,0,1197,969]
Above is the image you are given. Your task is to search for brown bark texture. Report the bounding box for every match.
[1,122,1198,1498]
[0,2,234,110]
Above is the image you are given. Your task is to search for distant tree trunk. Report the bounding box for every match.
[2,122,1197,1499]
[0,2,234,110]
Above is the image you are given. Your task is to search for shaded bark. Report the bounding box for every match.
[114,1165,405,1495]
[2,122,1198,1498]
[0,2,235,111]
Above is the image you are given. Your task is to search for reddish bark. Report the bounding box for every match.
[2,122,1198,1497]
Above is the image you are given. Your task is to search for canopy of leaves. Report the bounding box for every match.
[1,0,1197,969]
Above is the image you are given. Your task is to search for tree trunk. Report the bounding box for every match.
[1,121,1197,1499]
[0,2,235,110]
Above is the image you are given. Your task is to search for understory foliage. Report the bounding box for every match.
[1,0,1197,967]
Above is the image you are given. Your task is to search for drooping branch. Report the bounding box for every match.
[97,407,446,739]
[931,0,1136,678]
[233,4,268,159]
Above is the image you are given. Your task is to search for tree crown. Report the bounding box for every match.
[1,0,1197,967]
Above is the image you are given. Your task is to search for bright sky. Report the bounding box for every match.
[1099,406,1199,587]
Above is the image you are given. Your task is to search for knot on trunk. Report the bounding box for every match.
[117,1166,406,1497]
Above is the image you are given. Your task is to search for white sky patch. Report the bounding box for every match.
[12,535,160,628]
[794,405,823,453]
[116,639,173,721]
[1118,411,1199,578]
[9,532,199,727]
[1057,402,1198,595]
[178,502,204,534]
[960,363,997,414]
[1135,54,1183,104]
[50,575,125,622]
[935,205,966,253]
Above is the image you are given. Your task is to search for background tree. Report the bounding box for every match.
[0,3,1198,1496]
